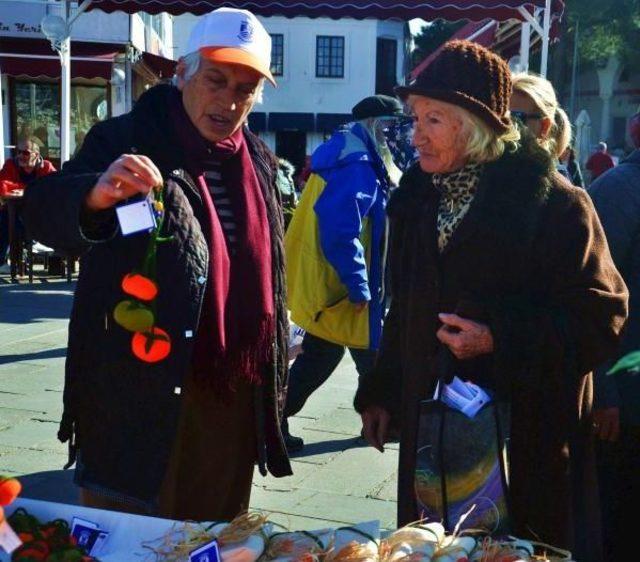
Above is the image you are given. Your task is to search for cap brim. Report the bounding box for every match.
[200,47,276,86]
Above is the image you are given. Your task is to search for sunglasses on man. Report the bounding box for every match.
[511,110,544,123]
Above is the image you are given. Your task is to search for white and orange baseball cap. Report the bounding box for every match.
[186,8,276,86]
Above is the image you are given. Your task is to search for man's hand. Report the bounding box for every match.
[85,154,163,212]
[361,406,391,452]
[436,313,494,360]
[592,407,620,442]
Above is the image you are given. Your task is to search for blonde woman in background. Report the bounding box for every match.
[510,73,581,182]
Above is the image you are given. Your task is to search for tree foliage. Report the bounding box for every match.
[565,0,640,69]
[411,19,466,69]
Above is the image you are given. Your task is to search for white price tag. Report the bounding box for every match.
[0,519,22,554]
[116,199,156,236]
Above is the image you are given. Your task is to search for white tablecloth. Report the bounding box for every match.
[1,498,379,561]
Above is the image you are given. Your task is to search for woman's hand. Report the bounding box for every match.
[436,313,494,359]
[361,406,391,453]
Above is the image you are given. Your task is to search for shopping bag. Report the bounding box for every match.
[414,398,511,533]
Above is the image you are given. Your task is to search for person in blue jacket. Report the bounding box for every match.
[283,95,409,452]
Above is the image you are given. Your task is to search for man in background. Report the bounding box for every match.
[589,112,640,562]
[586,141,615,183]
[283,95,407,452]
[0,138,55,273]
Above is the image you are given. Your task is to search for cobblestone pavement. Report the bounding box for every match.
[0,274,398,530]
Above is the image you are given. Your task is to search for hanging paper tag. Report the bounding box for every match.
[116,198,157,236]
[0,519,22,554]
[190,538,221,562]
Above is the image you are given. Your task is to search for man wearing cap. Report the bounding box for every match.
[23,8,291,520]
[283,95,406,452]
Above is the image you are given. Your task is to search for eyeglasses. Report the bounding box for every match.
[16,149,35,157]
[511,110,544,123]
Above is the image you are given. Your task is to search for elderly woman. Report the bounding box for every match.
[355,40,627,560]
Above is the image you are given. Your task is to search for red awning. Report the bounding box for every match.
[0,38,121,79]
[86,0,564,22]
[141,52,177,79]
[411,19,498,79]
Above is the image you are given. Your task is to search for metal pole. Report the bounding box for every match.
[519,21,531,72]
[569,19,579,121]
[60,35,71,164]
[125,46,132,112]
[540,0,552,77]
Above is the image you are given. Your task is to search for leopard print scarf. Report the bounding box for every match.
[433,163,483,252]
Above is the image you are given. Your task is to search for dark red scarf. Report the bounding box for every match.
[171,94,274,388]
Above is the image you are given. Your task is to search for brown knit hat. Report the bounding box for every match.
[396,40,513,133]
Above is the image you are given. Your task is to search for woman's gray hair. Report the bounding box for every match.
[173,51,265,104]
[452,105,521,164]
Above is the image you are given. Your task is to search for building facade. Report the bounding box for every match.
[173,14,410,175]
[568,56,640,161]
[0,0,174,166]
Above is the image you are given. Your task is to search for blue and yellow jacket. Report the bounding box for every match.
[285,123,390,350]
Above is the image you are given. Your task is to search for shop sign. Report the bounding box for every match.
[0,2,45,38]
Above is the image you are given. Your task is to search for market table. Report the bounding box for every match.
[1,498,379,561]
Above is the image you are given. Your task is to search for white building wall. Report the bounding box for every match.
[260,16,378,114]
[572,66,640,154]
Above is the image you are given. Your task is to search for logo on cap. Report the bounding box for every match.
[238,19,254,42]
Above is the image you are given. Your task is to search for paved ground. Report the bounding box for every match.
[0,271,398,531]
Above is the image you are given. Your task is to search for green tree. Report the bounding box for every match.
[411,19,466,70]
[565,0,640,69]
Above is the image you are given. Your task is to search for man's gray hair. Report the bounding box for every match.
[598,141,607,152]
[173,51,265,103]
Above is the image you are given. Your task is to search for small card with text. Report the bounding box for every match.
[189,538,220,562]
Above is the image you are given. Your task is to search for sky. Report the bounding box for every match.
[409,18,427,35]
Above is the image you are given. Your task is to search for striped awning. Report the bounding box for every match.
[86,0,564,22]
[0,37,120,80]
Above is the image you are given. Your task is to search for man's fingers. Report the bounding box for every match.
[106,169,154,197]
[118,154,163,187]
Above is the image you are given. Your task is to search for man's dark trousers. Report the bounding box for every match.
[283,332,376,424]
